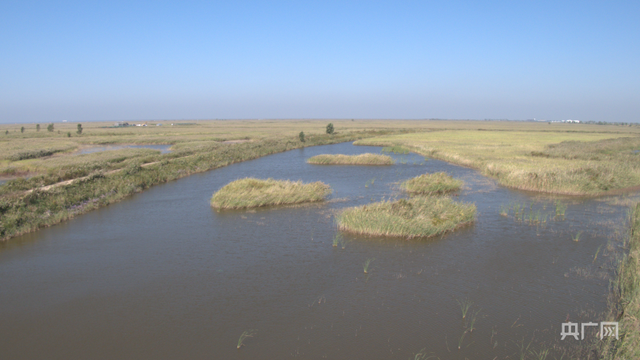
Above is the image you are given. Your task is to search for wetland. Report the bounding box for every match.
[0,141,634,359]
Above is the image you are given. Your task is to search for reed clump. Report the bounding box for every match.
[336,196,476,239]
[400,172,463,195]
[599,203,640,358]
[307,153,394,165]
[211,178,332,209]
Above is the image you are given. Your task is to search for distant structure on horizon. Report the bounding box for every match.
[548,119,581,123]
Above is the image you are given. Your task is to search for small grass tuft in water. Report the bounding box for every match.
[363,258,375,274]
[555,200,567,219]
[237,329,256,349]
[337,196,476,239]
[400,172,463,195]
[457,298,473,319]
[411,348,438,360]
[332,233,343,248]
[307,153,394,165]
[572,231,583,242]
[211,178,332,209]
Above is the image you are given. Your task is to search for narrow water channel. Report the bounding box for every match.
[0,142,630,359]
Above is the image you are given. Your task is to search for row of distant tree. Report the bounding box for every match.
[7,123,83,135]
[582,121,637,126]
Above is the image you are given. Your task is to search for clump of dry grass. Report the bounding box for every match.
[400,172,463,195]
[599,203,640,359]
[307,153,394,165]
[336,196,476,239]
[211,178,332,209]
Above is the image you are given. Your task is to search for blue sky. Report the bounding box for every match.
[1,1,638,123]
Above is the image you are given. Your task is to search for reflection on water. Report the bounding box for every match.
[77,144,172,154]
[0,142,632,359]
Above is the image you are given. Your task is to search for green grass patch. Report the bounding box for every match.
[336,196,476,239]
[211,178,332,209]
[307,153,394,165]
[381,145,410,154]
[400,172,463,195]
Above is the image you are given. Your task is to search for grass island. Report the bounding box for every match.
[210,178,332,209]
[307,153,394,165]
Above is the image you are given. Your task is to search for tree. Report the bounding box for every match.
[67,132,71,137]
[5,130,8,135]
[47,123,54,132]
[36,124,40,132]
[77,123,83,134]
[299,131,305,142]
[21,126,25,133]
[326,123,334,134]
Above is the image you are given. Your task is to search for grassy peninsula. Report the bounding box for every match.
[400,172,463,195]
[336,196,476,239]
[355,130,640,196]
[211,178,331,209]
[307,153,394,165]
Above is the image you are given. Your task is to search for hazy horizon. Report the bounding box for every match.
[2,1,638,124]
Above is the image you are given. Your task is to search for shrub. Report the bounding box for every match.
[326,123,334,134]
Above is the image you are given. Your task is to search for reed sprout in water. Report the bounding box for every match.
[364,178,376,188]
[593,244,603,263]
[467,308,481,333]
[457,329,469,350]
[555,200,567,219]
[572,231,583,242]
[237,329,256,349]
[411,348,438,360]
[499,204,509,217]
[332,233,341,247]
[332,233,346,249]
[363,258,375,274]
[457,298,473,319]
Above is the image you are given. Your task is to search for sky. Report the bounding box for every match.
[1,1,639,123]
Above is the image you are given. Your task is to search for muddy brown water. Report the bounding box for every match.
[0,142,632,359]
